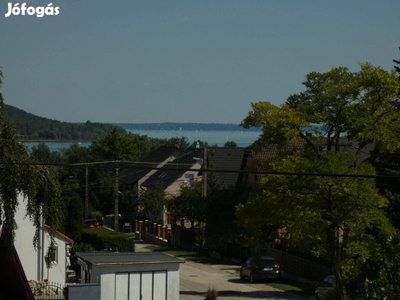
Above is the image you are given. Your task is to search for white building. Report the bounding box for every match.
[76,251,184,300]
[14,193,73,285]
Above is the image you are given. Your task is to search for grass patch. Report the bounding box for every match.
[267,278,315,298]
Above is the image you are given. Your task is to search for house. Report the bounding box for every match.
[243,136,376,186]
[140,148,203,225]
[204,147,250,189]
[76,251,184,300]
[0,224,35,300]
[14,193,73,286]
[119,146,182,192]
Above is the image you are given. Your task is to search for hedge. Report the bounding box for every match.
[81,228,135,252]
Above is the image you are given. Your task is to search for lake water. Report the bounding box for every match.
[25,130,261,152]
[127,129,261,147]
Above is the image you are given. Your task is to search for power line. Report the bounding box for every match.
[1,159,400,179]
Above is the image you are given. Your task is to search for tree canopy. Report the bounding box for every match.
[238,62,400,299]
[0,69,64,263]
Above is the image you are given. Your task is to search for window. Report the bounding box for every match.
[184,174,194,185]
[45,245,58,267]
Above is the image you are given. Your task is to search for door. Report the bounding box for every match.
[115,270,167,300]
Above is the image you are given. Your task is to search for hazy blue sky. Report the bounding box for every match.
[1,1,399,124]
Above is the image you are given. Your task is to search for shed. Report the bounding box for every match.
[76,251,184,300]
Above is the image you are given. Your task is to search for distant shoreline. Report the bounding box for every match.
[114,122,260,132]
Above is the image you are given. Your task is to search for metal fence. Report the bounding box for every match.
[29,280,66,300]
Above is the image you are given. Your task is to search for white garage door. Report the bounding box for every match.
[115,270,167,300]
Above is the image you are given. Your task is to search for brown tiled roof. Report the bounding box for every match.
[44,224,74,244]
[247,136,375,182]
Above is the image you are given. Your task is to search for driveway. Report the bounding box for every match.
[135,241,310,300]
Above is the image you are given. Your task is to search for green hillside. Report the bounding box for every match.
[4,104,123,141]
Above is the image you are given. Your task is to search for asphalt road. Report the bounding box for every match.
[135,241,310,300]
[179,259,308,300]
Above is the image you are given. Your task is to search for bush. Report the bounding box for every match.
[69,243,95,280]
[81,228,135,252]
[205,287,218,300]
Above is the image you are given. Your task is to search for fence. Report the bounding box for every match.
[64,283,100,300]
[29,280,65,300]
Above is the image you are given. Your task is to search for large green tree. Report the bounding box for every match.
[139,183,168,223]
[166,181,205,230]
[90,127,151,161]
[205,183,251,258]
[0,69,64,263]
[238,63,400,300]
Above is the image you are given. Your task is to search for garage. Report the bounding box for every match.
[76,252,183,300]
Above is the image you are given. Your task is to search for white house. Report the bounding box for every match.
[76,251,184,300]
[14,193,74,286]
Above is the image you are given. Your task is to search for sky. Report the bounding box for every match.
[0,1,399,124]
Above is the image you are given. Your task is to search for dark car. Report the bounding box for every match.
[239,256,281,283]
[84,219,100,228]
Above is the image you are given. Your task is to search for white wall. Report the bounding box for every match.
[14,193,69,285]
[81,262,180,300]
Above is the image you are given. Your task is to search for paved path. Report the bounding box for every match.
[135,241,311,300]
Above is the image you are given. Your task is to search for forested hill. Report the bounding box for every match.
[113,122,257,131]
[4,104,125,140]
[4,104,257,141]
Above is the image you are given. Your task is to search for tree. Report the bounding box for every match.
[62,195,84,242]
[204,183,251,257]
[393,46,400,96]
[238,63,400,300]
[90,127,151,161]
[167,181,205,230]
[223,141,237,147]
[139,183,168,223]
[0,68,64,261]
[30,142,63,164]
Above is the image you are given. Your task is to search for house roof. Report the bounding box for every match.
[246,136,376,182]
[206,147,249,188]
[141,147,250,190]
[75,251,184,266]
[44,224,74,244]
[0,225,35,300]
[119,146,181,185]
[141,148,202,189]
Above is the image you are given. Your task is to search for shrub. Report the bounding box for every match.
[81,228,135,252]
[205,287,218,300]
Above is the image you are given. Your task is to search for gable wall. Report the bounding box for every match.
[14,193,69,285]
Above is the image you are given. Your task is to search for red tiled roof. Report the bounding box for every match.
[44,225,74,244]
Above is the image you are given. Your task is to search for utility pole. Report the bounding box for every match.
[114,167,119,232]
[85,167,89,219]
[202,147,207,198]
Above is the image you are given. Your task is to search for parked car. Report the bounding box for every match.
[315,275,364,300]
[84,219,100,228]
[239,256,281,283]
